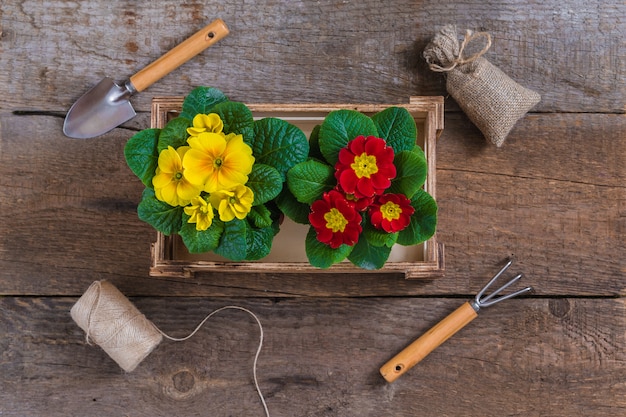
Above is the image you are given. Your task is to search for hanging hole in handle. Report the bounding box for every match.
[394,364,404,373]
[207,32,215,39]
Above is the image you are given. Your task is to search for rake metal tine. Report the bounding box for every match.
[480,272,523,304]
[475,259,512,301]
[479,280,533,308]
[472,259,532,311]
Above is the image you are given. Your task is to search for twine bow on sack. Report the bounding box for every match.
[425,28,492,73]
[423,25,541,147]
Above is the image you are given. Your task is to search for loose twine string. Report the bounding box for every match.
[427,29,492,72]
[70,280,270,417]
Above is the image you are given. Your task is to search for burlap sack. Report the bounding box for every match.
[424,25,540,146]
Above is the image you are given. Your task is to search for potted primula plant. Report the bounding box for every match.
[279,107,438,269]
[124,87,309,261]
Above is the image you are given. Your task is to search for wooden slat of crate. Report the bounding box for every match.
[148,96,444,279]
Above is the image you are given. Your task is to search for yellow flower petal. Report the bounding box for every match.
[187,113,224,136]
[157,146,182,174]
[152,170,174,189]
[188,133,225,154]
[176,145,191,159]
[184,196,214,231]
[177,180,201,201]
[182,148,214,186]
[219,203,236,222]
[213,166,248,191]
[208,189,232,210]
[152,146,199,206]
[158,182,180,206]
[208,185,253,222]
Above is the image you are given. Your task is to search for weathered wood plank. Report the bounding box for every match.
[1,296,625,416]
[0,111,623,297]
[434,112,626,296]
[1,2,624,417]
[0,0,623,113]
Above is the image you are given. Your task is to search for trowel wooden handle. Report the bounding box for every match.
[130,19,229,92]
[380,301,478,383]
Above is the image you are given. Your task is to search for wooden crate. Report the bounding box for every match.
[148,96,445,279]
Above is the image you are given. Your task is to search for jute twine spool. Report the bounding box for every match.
[71,280,162,372]
[423,25,541,147]
[71,280,270,417]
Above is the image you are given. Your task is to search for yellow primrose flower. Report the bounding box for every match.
[187,113,224,137]
[183,132,255,193]
[152,146,201,207]
[209,184,254,222]
[184,195,214,231]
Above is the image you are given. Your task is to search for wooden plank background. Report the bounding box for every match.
[1,1,624,416]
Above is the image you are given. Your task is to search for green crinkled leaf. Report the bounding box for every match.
[179,215,224,253]
[287,159,335,204]
[412,143,426,159]
[247,164,283,206]
[245,223,276,260]
[388,149,428,198]
[214,218,248,261]
[305,227,353,269]
[212,101,255,143]
[397,188,438,246]
[180,86,228,121]
[157,117,191,152]
[248,204,273,228]
[362,220,398,248]
[347,236,392,270]
[318,110,378,165]
[124,128,160,187]
[251,118,309,180]
[372,107,417,153]
[307,124,324,161]
[275,188,311,224]
[137,188,183,235]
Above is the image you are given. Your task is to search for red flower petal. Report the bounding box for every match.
[309,189,362,249]
[371,174,392,190]
[349,135,366,154]
[338,169,358,194]
[356,178,376,198]
[316,226,333,244]
[338,147,355,165]
[364,136,384,155]
[370,210,383,228]
[381,146,395,162]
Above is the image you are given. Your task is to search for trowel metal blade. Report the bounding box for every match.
[63,77,136,139]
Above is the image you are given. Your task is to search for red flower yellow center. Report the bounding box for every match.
[324,208,349,233]
[351,153,378,178]
[380,201,402,221]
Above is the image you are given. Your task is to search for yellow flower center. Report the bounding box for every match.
[380,201,402,221]
[324,208,349,233]
[351,153,378,178]
[199,203,211,215]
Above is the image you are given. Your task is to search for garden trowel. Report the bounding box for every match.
[63,19,229,139]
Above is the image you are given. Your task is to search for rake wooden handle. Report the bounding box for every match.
[129,19,229,92]
[380,301,478,383]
